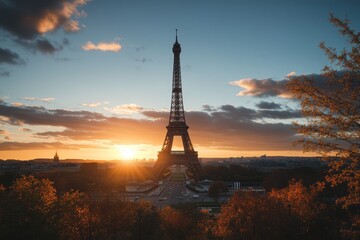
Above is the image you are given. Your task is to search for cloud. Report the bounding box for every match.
[229,73,342,99]
[25,97,55,103]
[36,39,62,54]
[0,101,303,152]
[0,70,10,77]
[202,104,216,112]
[259,110,302,119]
[0,129,8,135]
[0,48,25,65]
[82,101,109,108]
[0,0,89,40]
[15,38,62,54]
[230,78,292,98]
[286,71,296,78]
[21,128,32,132]
[0,141,97,151]
[256,101,282,110]
[81,41,122,52]
[106,104,144,114]
[11,102,24,107]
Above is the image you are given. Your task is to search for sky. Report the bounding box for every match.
[0,0,359,160]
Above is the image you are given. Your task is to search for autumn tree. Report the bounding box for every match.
[0,175,57,239]
[269,180,344,239]
[214,192,297,240]
[288,14,359,209]
[54,190,93,240]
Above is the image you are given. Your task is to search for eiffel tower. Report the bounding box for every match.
[153,31,202,180]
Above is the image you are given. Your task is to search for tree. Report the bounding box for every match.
[0,175,58,239]
[269,180,344,240]
[214,192,297,240]
[54,190,93,240]
[288,14,360,239]
[288,14,360,209]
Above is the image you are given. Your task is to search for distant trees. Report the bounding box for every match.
[208,181,228,200]
[202,165,263,182]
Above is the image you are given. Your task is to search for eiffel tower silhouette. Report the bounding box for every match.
[153,31,202,180]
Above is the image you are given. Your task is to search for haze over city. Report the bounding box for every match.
[1,0,359,160]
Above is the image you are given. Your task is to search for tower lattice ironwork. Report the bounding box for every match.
[153,31,202,179]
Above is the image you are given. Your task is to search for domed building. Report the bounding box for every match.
[53,151,60,164]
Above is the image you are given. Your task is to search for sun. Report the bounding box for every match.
[116,145,137,160]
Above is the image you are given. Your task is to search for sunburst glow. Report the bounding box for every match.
[116,145,137,160]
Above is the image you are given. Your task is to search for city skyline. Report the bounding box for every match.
[1,0,359,160]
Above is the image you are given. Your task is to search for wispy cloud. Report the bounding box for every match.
[105,104,144,114]
[0,48,25,65]
[81,41,122,52]
[24,97,55,103]
[0,141,97,151]
[0,129,9,135]
[82,101,109,107]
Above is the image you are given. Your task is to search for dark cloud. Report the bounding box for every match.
[55,57,71,62]
[202,104,216,112]
[0,47,25,65]
[62,38,70,45]
[0,101,302,151]
[36,39,62,54]
[256,101,282,109]
[0,70,10,77]
[15,38,62,54]
[0,0,88,40]
[0,141,97,151]
[230,72,357,99]
[136,46,145,51]
[259,110,302,119]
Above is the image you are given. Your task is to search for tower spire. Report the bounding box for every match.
[175,29,178,43]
